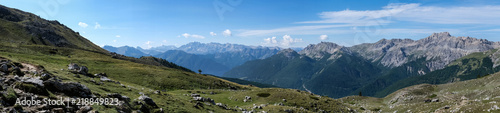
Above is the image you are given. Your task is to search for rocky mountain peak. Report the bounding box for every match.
[277,48,299,59]
[298,42,345,59]
[430,32,451,38]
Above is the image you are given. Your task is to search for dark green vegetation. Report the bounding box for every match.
[373,49,500,97]
[0,4,350,112]
[225,43,500,98]
[215,76,278,88]
[224,49,382,98]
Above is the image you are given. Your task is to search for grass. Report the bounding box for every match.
[0,43,350,112]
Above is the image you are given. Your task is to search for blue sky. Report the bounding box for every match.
[1,0,500,48]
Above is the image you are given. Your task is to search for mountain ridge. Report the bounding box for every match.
[224,32,500,98]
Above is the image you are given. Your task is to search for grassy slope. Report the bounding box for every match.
[3,6,106,53]
[340,70,500,113]
[0,43,350,112]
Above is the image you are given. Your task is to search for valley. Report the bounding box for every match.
[1,1,500,113]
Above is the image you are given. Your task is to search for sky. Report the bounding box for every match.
[1,0,500,49]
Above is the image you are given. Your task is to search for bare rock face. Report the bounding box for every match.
[350,32,500,71]
[491,49,500,68]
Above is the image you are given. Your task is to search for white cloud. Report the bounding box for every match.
[223,29,232,37]
[78,22,88,28]
[94,22,101,29]
[281,35,302,46]
[163,40,168,43]
[263,36,278,44]
[144,41,153,49]
[210,32,217,36]
[319,35,328,40]
[115,35,121,38]
[113,40,117,43]
[181,33,205,39]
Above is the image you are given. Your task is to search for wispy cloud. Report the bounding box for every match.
[115,35,121,38]
[237,3,500,37]
[238,25,356,37]
[301,3,500,25]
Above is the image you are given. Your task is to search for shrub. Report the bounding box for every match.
[256,93,271,97]
[309,96,319,100]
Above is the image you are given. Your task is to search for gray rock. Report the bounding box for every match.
[78,66,88,75]
[68,63,80,70]
[41,73,52,81]
[22,77,44,87]
[100,77,111,82]
[138,95,157,107]
[191,93,200,97]
[43,78,92,97]
[0,63,8,72]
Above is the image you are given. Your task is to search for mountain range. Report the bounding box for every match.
[104,42,297,75]
[224,32,500,98]
[3,4,500,112]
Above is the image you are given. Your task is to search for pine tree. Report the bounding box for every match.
[359,92,362,96]
[198,69,202,74]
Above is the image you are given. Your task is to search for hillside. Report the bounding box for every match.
[0,4,350,112]
[0,5,107,53]
[340,70,500,112]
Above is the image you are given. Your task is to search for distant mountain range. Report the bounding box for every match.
[223,32,500,98]
[103,42,301,75]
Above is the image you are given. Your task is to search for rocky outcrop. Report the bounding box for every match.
[491,49,500,68]
[43,78,92,97]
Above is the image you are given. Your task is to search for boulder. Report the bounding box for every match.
[22,77,44,87]
[191,93,200,97]
[11,67,23,76]
[245,96,251,100]
[78,66,88,75]
[68,63,80,70]
[138,95,157,107]
[0,63,8,73]
[43,78,92,97]
[40,73,52,81]
[100,77,112,82]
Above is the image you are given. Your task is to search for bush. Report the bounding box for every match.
[309,96,319,100]
[427,94,437,98]
[256,93,271,97]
